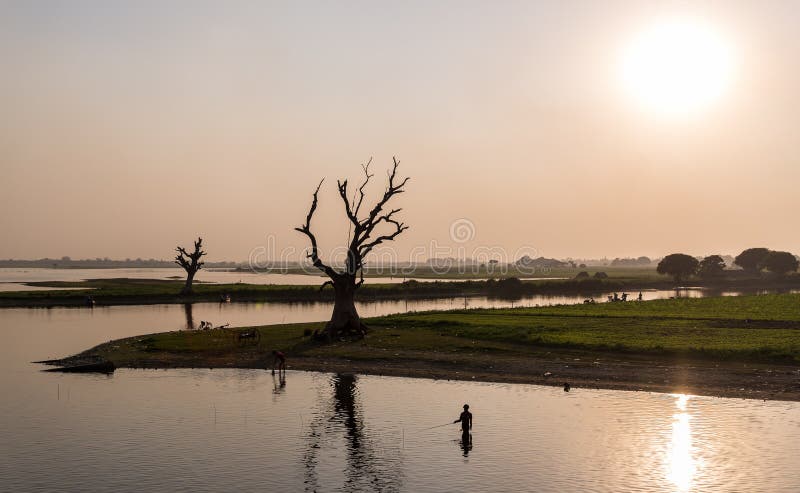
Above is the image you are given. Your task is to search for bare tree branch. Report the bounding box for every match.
[355,265,365,288]
[359,216,409,258]
[294,180,339,280]
[353,157,373,218]
[175,237,206,271]
[296,158,408,287]
[175,237,206,295]
[357,157,409,245]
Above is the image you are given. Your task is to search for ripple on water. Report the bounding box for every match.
[1,370,800,492]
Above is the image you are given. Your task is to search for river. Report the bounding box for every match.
[1,280,799,491]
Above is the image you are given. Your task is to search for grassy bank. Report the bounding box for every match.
[54,294,800,400]
[4,273,799,308]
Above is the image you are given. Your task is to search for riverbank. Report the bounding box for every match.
[4,274,799,308]
[50,294,800,401]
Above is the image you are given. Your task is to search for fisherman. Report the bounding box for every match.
[271,350,286,374]
[453,404,473,432]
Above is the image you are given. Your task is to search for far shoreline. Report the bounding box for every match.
[4,274,800,308]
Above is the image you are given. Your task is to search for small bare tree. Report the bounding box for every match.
[175,237,206,295]
[296,158,409,341]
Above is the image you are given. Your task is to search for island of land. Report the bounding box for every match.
[50,293,800,402]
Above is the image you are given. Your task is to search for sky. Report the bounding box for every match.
[1,1,798,263]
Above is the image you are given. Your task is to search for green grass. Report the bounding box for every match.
[484,292,800,321]
[367,293,800,362]
[77,293,800,367]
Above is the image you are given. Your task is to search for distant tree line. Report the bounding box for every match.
[656,247,799,282]
[610,256,652,266]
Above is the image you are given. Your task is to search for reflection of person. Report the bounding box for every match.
[272,372,286,394]
[271,350,286,374]
[453,404,472,432]
[459,431,473,457]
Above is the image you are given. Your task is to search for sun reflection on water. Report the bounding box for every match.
[667,394,698,491]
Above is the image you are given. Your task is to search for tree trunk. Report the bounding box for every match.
[181,271,195,296]
[321,275,367,341]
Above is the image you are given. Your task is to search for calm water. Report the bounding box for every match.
[2,294,800,491]
[1,289,735,363]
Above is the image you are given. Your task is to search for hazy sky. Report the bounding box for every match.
[1,1,798,262]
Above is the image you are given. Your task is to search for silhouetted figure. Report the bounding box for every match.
[613,292,619,302]
[271,350,286,374]
[563,382,571,392]
[84,295,95,307]
[454,404,473,432]
[621,293,628,302]
[638,291,643,301]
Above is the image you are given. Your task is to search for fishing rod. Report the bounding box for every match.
[421,421,456,431]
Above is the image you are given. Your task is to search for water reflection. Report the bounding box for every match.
[458,431,473,457]
[667,394,697,491]
[271,373,286,396]
[303,374,403,491]
[183,303,195,330]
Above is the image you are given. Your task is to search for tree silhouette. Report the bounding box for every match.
[657,253,699,283]
[296,158,409,341]
[734,247,770,274]
[760,251,799,276]
[697,254,726,279]
[175,237,206,295]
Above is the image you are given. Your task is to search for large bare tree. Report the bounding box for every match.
[296,158,409,340]
[175,237,206,295]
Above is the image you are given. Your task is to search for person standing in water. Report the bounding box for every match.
[271,350,286,374]
[454,404,472,432]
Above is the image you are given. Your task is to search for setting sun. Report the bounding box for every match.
[621,19,734,117]
[2,3,800,492]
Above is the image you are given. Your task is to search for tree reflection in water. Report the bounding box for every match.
[183,303,195,330]
[303,374,403,492]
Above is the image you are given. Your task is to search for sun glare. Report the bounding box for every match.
[666,394,698,491]
[621,19,734,117]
